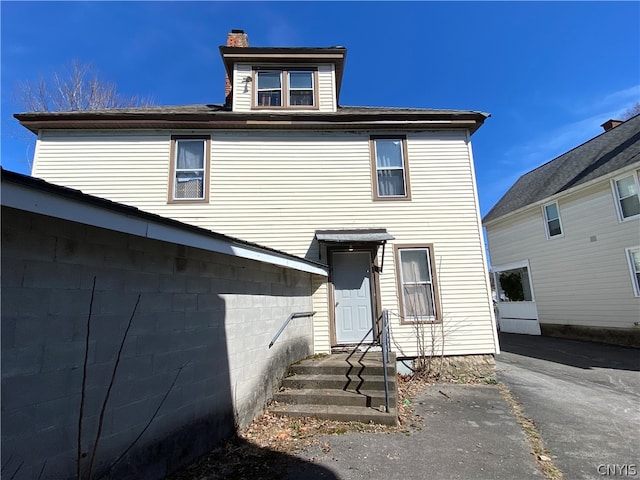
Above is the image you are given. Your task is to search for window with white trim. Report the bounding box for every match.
[613,172,640,220]
[543,201,563,238]
[627,247,640,297]
[169,136,210,202]
[371,136,411,200]
[254,68,316,108]
[395,245,440,322]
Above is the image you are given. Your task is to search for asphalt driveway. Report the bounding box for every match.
[496,333,640,480]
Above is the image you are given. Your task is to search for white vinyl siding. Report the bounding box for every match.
[486,175,640,330]
[32,129,496,357]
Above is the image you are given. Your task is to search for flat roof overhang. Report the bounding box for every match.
[315,228,395,244]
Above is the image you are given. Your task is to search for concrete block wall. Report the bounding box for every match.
[1,206,315,480]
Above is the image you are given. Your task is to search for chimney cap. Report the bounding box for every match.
[231,29,245,34]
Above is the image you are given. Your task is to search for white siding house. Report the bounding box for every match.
[22,30,499,360]
[484,115,640,346]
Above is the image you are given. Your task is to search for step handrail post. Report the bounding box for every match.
[381,309,391,413]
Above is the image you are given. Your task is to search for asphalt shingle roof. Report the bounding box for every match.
[483,114,640,223]
[14,104,488,117]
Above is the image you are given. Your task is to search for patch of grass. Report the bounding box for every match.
[483,375,498,385]
[498,383,563,480]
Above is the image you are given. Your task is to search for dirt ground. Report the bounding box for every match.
[167,372,482,480]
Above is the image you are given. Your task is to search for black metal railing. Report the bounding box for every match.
[381,309,391,413]
[268,311,316,348]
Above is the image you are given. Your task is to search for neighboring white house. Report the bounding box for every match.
[483,115,640,346]
[20,30,499,360]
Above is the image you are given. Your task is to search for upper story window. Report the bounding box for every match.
[613,172,640,220]
[168,136,210,203]
[253,68,317,109]
[627,247,640,297]
[543,201,563,238]
[370,136,411,201]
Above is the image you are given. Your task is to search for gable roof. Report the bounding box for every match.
[1,168,328,276]
[483,114,640,224]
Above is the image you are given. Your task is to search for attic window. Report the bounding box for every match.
[253,68,318,109]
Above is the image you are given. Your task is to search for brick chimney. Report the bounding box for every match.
[601,119,623,132]
[225,29,249,106]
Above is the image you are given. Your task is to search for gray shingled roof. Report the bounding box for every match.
[14,104,488,117]
[483,114,640,224]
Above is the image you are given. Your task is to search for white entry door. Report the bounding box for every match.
[332,251,374,344]
[494,261,541,335]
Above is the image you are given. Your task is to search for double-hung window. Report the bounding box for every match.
[169,136,210,202]
[256,70,282,107]
[613,172,640,220]
[395,245,440,322]
[288,71,314,106]
[371,136,411,200]
[543,201,563,238]
[627,247,640,297]
[254,68,316,108]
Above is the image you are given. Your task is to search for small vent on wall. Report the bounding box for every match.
[590,235,597,242]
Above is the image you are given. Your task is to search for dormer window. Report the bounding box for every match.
[256,71,282,106]
[253,68,318,109]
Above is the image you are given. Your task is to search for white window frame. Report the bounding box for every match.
[493,259,536,303]
[542,201,564,239]
[612,171,640,221]
[626,247,640,297]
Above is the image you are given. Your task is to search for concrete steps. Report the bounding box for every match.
[271,352,398,426]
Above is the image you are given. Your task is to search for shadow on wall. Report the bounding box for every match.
[0,207,319,480]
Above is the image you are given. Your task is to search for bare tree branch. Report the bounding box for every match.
[15,59,153,112]
[621,103,640,120]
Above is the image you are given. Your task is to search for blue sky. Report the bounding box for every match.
[2,1,639,216]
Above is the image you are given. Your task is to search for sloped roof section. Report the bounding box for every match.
[1,168,328,276]
[483,114,640,224]
[15,104,490,134]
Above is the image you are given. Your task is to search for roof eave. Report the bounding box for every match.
[15,111,489,134]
